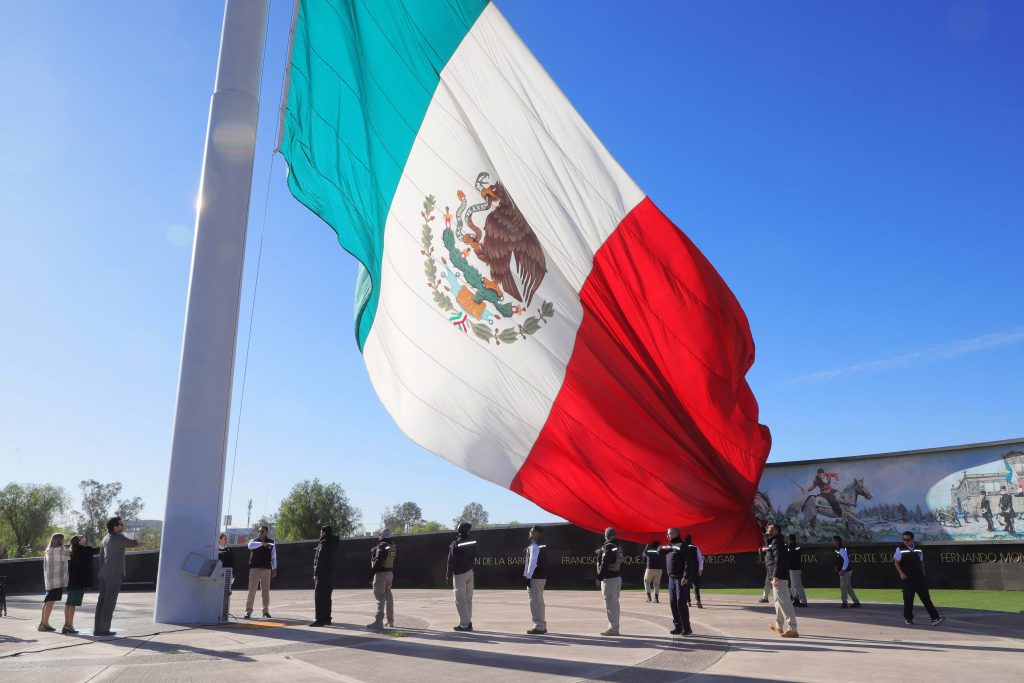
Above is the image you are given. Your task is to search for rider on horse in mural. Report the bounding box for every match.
[806,468,844,518]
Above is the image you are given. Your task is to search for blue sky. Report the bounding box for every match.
[2,1,1021,534]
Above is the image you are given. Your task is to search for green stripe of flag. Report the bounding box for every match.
[280,0,490,349]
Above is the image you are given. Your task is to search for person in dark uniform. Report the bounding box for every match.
[894,531,944,625]
[523,526,547,634]
[659,527,692,636]
[447,522,477,631]
[684,534,704,609]
[980,491,994,531]
[765,523,798,637]
[310,526,338,627]
[217,533,235,590]
[998,488,1016,533]
[596,528,623,636]
[786,533,807,607]
[367,528,397,630]
[643,540,662,603]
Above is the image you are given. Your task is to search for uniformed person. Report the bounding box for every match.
[642,540,662,603]
[684,534,704,609]
[659,528,692,635]
[523,525,547,634]
[447,522,477,631]
[366,528,396,630]
[832,535,861,608]
[894,531,944,625]
[786,533,807,607]
[595,528,622,636]
[765,523,798,637]
[310,525,338,627]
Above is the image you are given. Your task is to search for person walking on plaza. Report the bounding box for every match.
[643,540,662,603]
[94,517,139,636]
[660,528,693,635]
[245,525,277,619]
[39,533,71,632]
[894,531,944,626]
[684,534,704,609]
[765,524,798,637]
[217,533,235,592]
[367,528,397,630]
[833,535,860,608]
[596,528,622,636]
[63,535,99,634]
[310,526,338,627]
[524,525,548,634]
[758,528,772,603]
[786,533,807,607]
[447,522,477,631]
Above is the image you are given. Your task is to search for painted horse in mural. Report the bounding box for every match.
[787,478,874,532]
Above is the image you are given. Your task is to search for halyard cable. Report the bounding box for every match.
[226,0,292,521]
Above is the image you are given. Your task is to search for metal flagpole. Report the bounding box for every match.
[154,0,269,624]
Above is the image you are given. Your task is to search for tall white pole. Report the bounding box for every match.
[155,0,269,624]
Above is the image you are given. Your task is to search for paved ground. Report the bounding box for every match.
[0,589,1021,681]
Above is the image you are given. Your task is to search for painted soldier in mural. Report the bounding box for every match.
[998,487,1016,533]
[980,491,994,531]
[806,468,844,518]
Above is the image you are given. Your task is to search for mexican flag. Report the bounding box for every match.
[279,0,771,552]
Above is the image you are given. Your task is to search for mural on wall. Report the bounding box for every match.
[754,441,1024,543]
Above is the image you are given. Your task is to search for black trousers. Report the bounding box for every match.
[690,575,701,603]
[314,577,334,623]
[902,577,939,621]
[668,576,691,631]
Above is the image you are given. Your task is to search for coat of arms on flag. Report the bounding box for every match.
[420,172,555,344]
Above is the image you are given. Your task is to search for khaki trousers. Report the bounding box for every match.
[789,569,807,604]
[453,570,474,627]
[772,580,798,633]
[761,571,772,599]
[601,576,621,631]
[373,571,394,622]
[528,578,546,629]
[246,567,271,615]
[643,568,662,597]
[839,570,859,604]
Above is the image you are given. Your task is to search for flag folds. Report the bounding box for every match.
[279,0,771,552]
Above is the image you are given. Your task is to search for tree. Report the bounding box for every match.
[0,483,71,556]
[76,480,122,544]
[115,496,145,535]
[408,520,447,534]
[275,479,361,540]
[453,502,489,530]
[380,501,424,534]
[135,525,162,551]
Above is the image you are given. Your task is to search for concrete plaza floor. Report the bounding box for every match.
[0,588,1021,682]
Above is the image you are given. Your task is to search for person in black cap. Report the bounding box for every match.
[447,522,477,631]
[596,527,622,636]
[659,527,692,636]
[367,528,397,630]
[310,525,338,627]
[894,531,944,626]
[523,526,547,634]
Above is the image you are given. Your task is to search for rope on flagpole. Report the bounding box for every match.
[225,0,293,526]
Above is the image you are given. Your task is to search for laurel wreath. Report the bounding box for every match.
[420,194,554,345]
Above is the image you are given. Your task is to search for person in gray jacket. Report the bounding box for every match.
[93,517,138,637]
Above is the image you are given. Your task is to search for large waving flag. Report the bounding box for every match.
[279,0,771,552]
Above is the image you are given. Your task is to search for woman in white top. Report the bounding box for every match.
[40,533,72,632]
